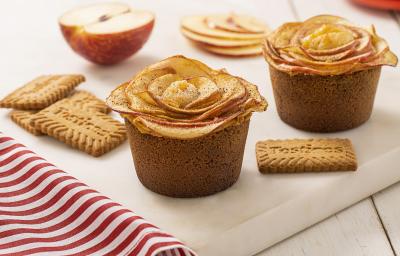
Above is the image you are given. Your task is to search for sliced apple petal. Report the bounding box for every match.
[149,55,214,79]
[268,22,302,48]
[162,80,200,108]
[106,82,137,114]
[147,74,182,97]
[134,91,157,105]
[127,67,176,96]
[304,39,358,56]
[128,112,241,139]
[185,77,222,109]
[302,15,351,26]
[305,48,355,62]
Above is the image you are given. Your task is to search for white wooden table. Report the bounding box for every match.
[257,0,400,255]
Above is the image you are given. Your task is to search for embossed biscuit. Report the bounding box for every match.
[10,110,43,136]
[31,100,126,157]
[10,91,108,136]
[67,90,110,114]
[256,138,357,173]
[0,75,85,110]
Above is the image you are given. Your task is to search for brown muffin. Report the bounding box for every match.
[107,55,267,197]
[263,15,397,132]
[126,119,249,197]
[270,66,381,132]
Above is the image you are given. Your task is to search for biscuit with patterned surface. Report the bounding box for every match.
[10,110,43,136]
[0,75,85,110]
[256,138,357,173]
[31,100,126,157]
[67,90,110,114]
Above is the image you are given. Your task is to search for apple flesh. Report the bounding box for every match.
[59,3,155,65]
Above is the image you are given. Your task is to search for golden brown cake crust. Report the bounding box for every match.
[269,66,381,132]
[125,119,250,198]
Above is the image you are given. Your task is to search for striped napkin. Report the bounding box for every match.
[0,133,195,256]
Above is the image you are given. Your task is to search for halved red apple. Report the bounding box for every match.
[59,3,155,65]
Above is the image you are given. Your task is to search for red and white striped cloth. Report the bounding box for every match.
[0,133,196,256]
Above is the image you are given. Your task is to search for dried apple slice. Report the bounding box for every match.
[106,82,137,114]
[300,24,355,50]
[231,14,267,33]
[149,55,214,78]
[129,111,241,139]
[181,16,267,40]
[181,27,262,47]
[302,15,352,26]
[147,74,182,97]
[268,22,302,48]
[200,43,262,56]
[205,14,248,33]
[185,77,222,109]
[127,67,176,95]
[147,72,247,117]
[205,14,267,34]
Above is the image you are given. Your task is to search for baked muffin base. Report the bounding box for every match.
[269,66,381,132]
[125,119,250,198]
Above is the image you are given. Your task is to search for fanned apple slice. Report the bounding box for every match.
[205,14,248,33]
[129,111,241,139]
[147,74,182,97]
[181,16,267,40]
[106,82,137,114]
[231,14,267,34]
[185,77,222,109]
[200,43,263,56]
[181,27,262,47]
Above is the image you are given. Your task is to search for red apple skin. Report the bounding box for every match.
[60,20,154,65]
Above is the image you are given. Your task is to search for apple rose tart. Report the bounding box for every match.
[107,55,267,197]
[263,15,397,132]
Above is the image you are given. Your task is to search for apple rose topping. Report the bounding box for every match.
[106,55,267,139]
[263,15,398,75]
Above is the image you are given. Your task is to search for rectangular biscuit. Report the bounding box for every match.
[0,74,85,110]
[31,99,126,157]
[67,90,110,114]
[10,110,43,136]
[256,138,357,173]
